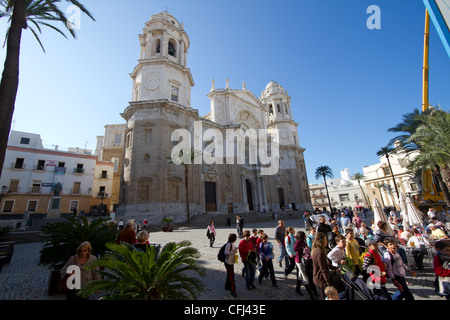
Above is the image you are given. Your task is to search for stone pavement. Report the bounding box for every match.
[0,214,446,301]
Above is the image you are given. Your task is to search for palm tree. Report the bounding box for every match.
[410,108,450,190]
[389,106,450,205]
[351,172,370,208]
[167,147,200,226]
[314,165,334,213]
[408,151,450,207]
[39,217,117,268]
[0,0,95,178]
[387,108,431,151]
[376,146,400,201]
[78,241,205,300]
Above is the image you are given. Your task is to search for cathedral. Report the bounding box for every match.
[116,12,312,224]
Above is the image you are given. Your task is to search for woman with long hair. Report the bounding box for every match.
[311,232,334,300]
[294,230,316,299]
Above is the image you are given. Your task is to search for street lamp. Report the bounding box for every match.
[97,192,108,216]
[0,185,11,203]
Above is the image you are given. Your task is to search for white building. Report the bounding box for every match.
[117,12,312,224]
[0,131,113,217]
[363,150,420,209]
[310,168,368,211]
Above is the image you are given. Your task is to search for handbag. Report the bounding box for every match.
[58,256,74,293]
[57,274,70,293]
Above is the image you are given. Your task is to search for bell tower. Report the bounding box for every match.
[119,12,199,222]
[130,12,194,107]
[260,81,298,147]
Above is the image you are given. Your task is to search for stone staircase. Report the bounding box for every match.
[3,231,44,244]
[188,210,303,228]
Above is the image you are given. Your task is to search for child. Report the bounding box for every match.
[345,228,361,277]
[327,235,346,269]
[258,233,277,287]
[362,239,391,300]
[384,237,417,300]
[256,230,264,275]
[307,227,316,248]
[324,286,339,300]
[433,240,450,300]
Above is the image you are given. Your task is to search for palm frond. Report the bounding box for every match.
[79,241,205,300]
[0,0,94,51]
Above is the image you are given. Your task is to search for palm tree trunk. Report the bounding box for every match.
[435,166,450,207]
[440,165,450,192]
[0,0,26,178]
[184,165,190,226]
[323,175,333,213]
[386,155,399,208]
[358,181,370,208]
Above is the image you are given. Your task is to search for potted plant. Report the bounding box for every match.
[39,217,117,295]
[161,216,174,232]
[0,226,14,271]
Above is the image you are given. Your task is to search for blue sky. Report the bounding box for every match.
[1,0,449,184]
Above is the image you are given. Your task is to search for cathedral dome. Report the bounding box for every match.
[262,81,286,97]
[150,11,183,29]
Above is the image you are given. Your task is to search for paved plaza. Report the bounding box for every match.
[0,214,445,301]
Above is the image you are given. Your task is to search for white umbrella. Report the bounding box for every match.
[399,192,410,228]
[373,198,395,236]
[310,213,332,225]
[406,196,424,229]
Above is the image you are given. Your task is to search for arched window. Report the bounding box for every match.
[167,177,182,202]
[269,104,274,115]
[155,39,161,54]
[137,177,152,202]
[168,39,176,57]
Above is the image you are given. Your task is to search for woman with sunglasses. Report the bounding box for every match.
[60,241,101,300]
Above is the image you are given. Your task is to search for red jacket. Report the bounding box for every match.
[239,239,254,263]
[366,249,387,284]
[434,253,450,277]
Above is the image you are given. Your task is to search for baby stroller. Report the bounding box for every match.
[338,267,388,300]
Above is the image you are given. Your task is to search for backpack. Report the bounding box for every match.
[218,243,229,262]
[302,245,311,262]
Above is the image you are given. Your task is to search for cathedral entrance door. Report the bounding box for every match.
[205,182,217,212]
[278,188,285,210]
[246,180,254,211]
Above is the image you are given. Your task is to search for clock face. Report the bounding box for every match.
[280,128,289,139]
[146,78,159,91]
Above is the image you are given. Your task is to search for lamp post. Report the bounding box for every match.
[97,192,108,216]
[0,185,11,203]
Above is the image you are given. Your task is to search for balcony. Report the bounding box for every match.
[73,168,85,174]
[10,162,25,170]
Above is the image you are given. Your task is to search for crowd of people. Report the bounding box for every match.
[220,206,450,300]
[58,205,449,301]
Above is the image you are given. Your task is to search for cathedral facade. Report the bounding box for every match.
[117,12,312,224]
